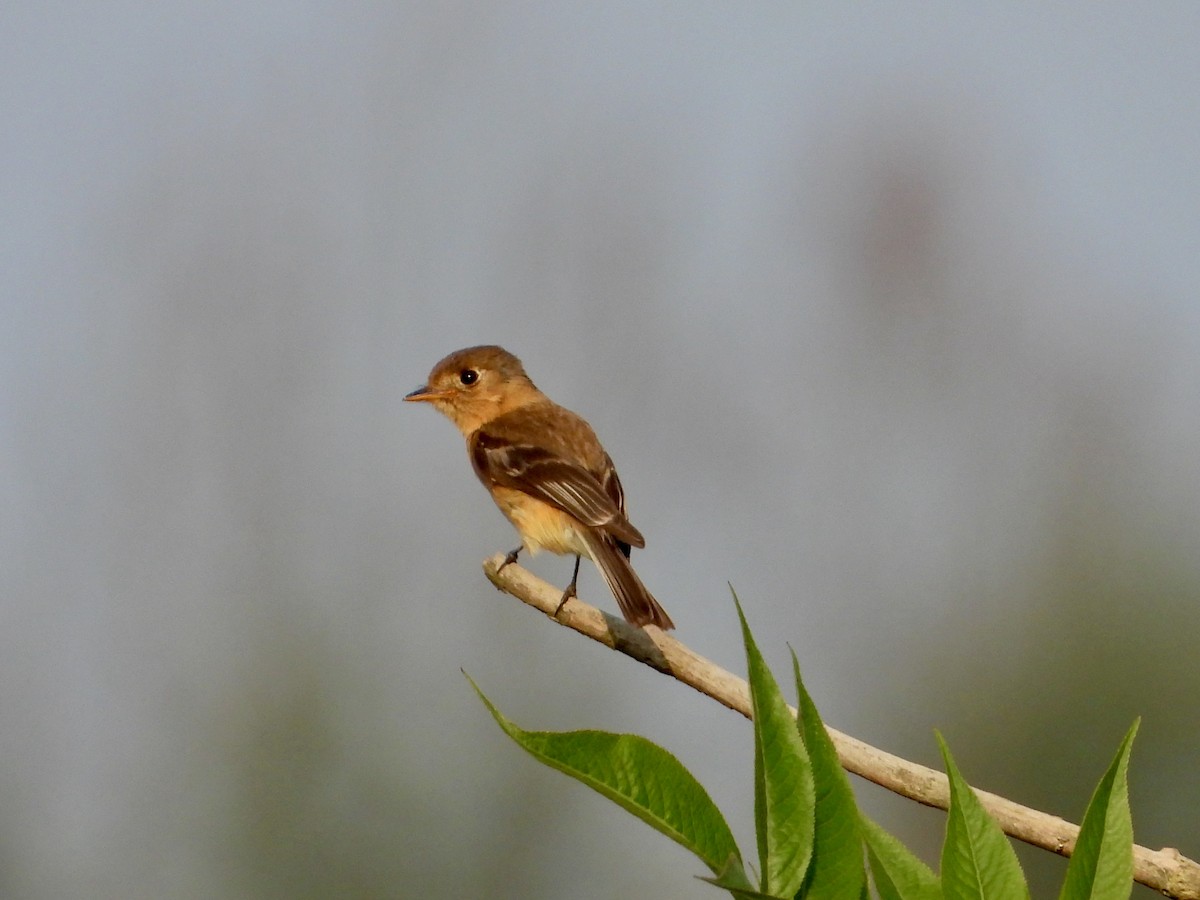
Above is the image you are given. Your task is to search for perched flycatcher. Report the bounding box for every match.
[405,345,674,630]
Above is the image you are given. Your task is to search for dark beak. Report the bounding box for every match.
[404,385,438,402]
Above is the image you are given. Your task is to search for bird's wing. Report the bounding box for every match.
[599,452,626,511]
[470,430,645,548]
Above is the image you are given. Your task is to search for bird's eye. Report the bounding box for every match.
[459,369,479,386]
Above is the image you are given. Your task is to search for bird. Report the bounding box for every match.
[404,345,674,630]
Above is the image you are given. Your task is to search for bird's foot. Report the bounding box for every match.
[497,545,523,574]
[553,555,582,617]
[553,582,577,617]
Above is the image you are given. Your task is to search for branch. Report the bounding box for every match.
[483,554,1200,900]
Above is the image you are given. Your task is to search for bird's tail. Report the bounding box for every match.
[583,532,674,630]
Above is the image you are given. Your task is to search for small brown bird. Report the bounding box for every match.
[405,345,674,630]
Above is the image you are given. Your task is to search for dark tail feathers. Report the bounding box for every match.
[584,532,674,630]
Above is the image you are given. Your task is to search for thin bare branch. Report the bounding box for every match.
[483,554,1200,900]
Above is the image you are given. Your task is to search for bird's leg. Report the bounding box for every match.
[554,555,582,616]
[497,544,524,574]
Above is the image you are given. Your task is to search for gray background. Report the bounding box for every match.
[3,4,1198,898]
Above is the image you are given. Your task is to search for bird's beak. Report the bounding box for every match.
[404,385,443,402]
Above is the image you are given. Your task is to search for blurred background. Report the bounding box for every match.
[3,3,1198,898]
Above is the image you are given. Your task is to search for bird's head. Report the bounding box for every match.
[405,344,539,434]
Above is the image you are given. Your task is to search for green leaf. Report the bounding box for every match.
[937,733,1029,900]
[791,649,867,898]
[466,673,752,890]
[734,591,814,897]
[860,814,942,900]
[1057,720,1139,900]
[697,871,791,900]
